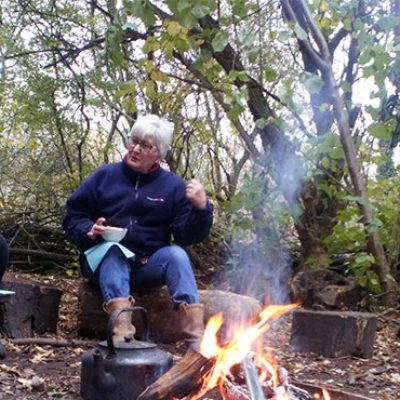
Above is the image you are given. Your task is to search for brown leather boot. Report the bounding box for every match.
[179,303,204,353]
[103,296,136,342]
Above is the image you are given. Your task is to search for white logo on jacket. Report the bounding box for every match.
[146,196,165,202]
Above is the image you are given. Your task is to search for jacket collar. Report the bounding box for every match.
[121,157,162,182]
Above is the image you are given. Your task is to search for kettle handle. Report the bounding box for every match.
[106,306,150,355]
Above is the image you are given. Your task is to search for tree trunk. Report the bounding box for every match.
[328,72,398,305]
[196,15,339,265]
[280,0,398,306]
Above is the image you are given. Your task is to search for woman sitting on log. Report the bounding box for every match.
[62,114,213,353]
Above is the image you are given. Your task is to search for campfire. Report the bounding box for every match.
[139,302,325,400]
[194,303,302,400]
[140,303,388,400]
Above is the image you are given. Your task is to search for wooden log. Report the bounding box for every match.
[10,338,97,347]
[0,278,63,338]
[77,282,108,339]
[137,348,214,400]
[77,283,262,343]
[290,309,378,358]
[292,381,376,400]
[10,247,74,262]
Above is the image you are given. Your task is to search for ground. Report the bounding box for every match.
[0,272,399,400]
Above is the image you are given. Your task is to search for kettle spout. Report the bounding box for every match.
[92,349,117,393]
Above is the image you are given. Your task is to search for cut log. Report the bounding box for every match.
[290,269,362,309]
[137,348,213,400]
[292,381,376,400]
[315,284,361,308]
[0,278,63,338]
[290,309,378,358]
[77,283,262,343]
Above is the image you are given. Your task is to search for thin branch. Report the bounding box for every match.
[280,0,330,73]
[297,0,330,61]
[10,248,74,262]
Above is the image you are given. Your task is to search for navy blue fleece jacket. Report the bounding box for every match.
[62,161,213,257]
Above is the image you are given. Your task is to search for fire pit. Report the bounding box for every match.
[139,303,384,400]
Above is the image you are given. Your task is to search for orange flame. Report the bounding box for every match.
[313,388,332,400]
[191,303,299,399]
[322,388,331,400]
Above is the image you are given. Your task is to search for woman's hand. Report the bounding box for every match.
[186,179,208,209]
[87,217,106,239]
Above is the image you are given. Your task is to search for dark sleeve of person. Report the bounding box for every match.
[0,233,9,281]
[62,177,102,250]
[171,180,214,246]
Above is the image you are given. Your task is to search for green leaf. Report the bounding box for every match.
[122,96,137,113]
[143,6,156,25]
[175,37,189,52]
[180,11,198,28]
[233,0,250,18]
[363,65,376,78]
[341,81,352,93]
[343,195,374,210]
[278,30,292,40]
[109,48,124,67]
[116,80,136,99]
[238,31,256,48]
[130,0,156,25]
[294,22,308,40]
[264,66,278,82]
[237,71,249,82]
[177,0,191,13]
[359,51,372,65]
[366,218,383,233]
[300,72,324,93]
[211,30,229,52]
[368,122,390,139]
[163,41,175,59]
[248,48,258,63]
[167,0,178,12]
[376,15,400,31]
[227,102,245,119]
[191,4,210,18]
[167,21,181,36]
[255,118,267,129]
[328,146,344,160]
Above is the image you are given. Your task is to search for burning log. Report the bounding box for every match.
[235,360,313,400]
[137,348,214,400]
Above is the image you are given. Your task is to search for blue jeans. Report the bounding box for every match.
[81,245,199,306]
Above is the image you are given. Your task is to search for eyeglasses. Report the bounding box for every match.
[128,137,158,153]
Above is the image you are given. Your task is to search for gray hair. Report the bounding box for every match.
[129,114,174,158]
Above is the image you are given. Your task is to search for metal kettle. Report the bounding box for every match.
[80,306,173,400]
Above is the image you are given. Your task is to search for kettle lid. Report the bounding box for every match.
[98,338,156,350]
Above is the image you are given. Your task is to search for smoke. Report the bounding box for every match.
[217,143,305,306]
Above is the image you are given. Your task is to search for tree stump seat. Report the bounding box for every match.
[77,282,262,344]
[290,308,378,358]
[0,277,63,338]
